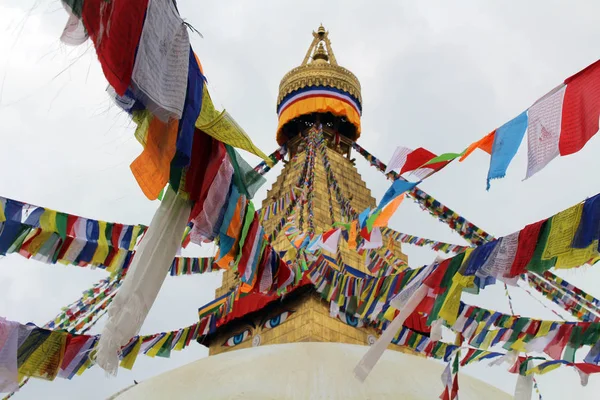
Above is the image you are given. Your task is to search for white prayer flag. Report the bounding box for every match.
[525,84,566,179]
[385,146,413,174]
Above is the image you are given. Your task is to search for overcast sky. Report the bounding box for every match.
[1,1,600,399]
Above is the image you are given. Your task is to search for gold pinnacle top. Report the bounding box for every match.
[276,25,362,109]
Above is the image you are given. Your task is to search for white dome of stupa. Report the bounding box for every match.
[110,342,510,399]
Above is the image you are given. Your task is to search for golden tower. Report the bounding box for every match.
[206,26,409,356]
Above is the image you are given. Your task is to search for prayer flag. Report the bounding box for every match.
[385,146,412,174]
[459,131,495,162]
[559,59,600,155]
[487,111,528,189]
[525,85,566,179]
[379,180,418,209]
[399,148,437,175]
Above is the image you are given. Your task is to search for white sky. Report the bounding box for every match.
[1,0,600,399]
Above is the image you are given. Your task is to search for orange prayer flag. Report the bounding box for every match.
[348,220,358,249]
[130,116,179,200]
[373,195,404,227]
[459,130,496,162]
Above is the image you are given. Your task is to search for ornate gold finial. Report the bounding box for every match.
[317,24,326,36]
[278,27,361,107]
[312,42,329,62]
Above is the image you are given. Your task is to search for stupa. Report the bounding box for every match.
[111,26,511,399]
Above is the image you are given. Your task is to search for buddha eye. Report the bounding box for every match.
[223,329,251,347]
[339,311,364,328]
[263,311,292,329]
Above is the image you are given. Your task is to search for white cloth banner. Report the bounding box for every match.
[525,84,566,179]
[514,360,534,400]
[131,0,189,122]
[353,284,428,382]
[96,187,191,374]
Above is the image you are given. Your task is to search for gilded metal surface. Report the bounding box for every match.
[277,25,362,108]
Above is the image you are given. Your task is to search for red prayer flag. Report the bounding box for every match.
[545,324,573,360]
[82,0,149,96]
[559,59,600,155]
[60,335,90,370]
[424,259,451,293]
[575,363,600,375]
[509,220,545,277]
[400,147,437,175]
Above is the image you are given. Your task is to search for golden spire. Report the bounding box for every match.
[301,24,338,66]
[278,25,361,108]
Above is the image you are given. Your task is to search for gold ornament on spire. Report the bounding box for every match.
[277,25,362,110]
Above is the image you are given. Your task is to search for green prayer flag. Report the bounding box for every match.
[157,333,174,358]
[56,212,68,240]
[234,202,256,266]
[424,151,465,166]
[527,220,557,273]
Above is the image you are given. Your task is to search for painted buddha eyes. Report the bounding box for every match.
[339,311,364,328]
[223,329,251,347]
[263,311,292,329]
[222,311,294,348]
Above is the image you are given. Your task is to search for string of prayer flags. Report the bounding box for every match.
[542,270,600,312]
[0,316,209,388]
[0,196,145,272]
[527,273,600,322]
[253,145,288,176]
[352,141,494,245]
[375,59,600,189]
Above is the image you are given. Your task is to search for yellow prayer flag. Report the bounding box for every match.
[480,330,496,349]
[536,320,553,338]
[18,331,66,381]
[145,335,169,358]
[40,209,58,233]
[438,274,474,326]
[174,329,189,351]
[543,203,583,259]
[195,86,271,165]
[510,335,529,352]
[0,200,5,223]
[383,307,396,321]
[526,362,562,376]
[473,321,487,338]
[91,221,109,265]
[120,339,142,370]
[106,249,125,274]
[555,240,599,269]
[133,110,153,147]
[129,225,142,251]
